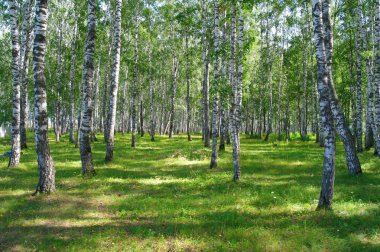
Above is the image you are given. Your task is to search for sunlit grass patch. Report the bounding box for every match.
[0,132,379,251]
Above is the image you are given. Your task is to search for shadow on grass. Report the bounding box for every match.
[0,132,379,251]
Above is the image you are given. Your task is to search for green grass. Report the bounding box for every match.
[0,132,379,251]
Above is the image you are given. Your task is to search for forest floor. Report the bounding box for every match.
[0,132,379,251]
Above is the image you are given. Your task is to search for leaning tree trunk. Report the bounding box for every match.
[79,0,96,176]
[374,0,380,156]
[312,0,336,210]
[69,21,77,143]
[8,0,21,168]
[32,0,55,194]
[210,0,220,169]
[105,0,122,162]
[322,0,362,175]
[20,0,35,149]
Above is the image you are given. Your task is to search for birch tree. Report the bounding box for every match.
[300,6,309,141]
[264,6,273,142]
[105,0,122,162]
[20,0,35,149]
[210,0,219,169]
[202,0,210,147]
[7,0,21,167]
[131,11,139,147]
[69,21,77,143]
[185,33,192,142]
[219,10,227,151]
[149,38,155,141]
[322,0,362,175]
[54,22,63,143]
[79,0,96,176]
[312,0,336,209]
[32,0,55,194]
[230,2,243,181]
[355,2,363,152]
[169,53,178,139]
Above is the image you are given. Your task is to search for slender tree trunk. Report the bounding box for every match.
[75,72,84,149]
[139,89,144,137]
[230,3,241,181]
[312,0,336,210]
[301,17,309,141]
[258,21,265,139]
[264,14,273,142]
[92,47,101,141]
[20,0,35,150]
[360,1,377,151]
[131,13,139,147]
[349,52,357,146]
[202,0,210,147]
[225,100,231,145]
[105,0,122,162]
[219,11,227,151]
[210,0,220,169]
[277,32,285,141]
[236,1,244,156]
[8,0,21,167]
[185,34,192,142]
[54,23,63,143]
[159,78,165,135]
[121,69,128,135]
[32,0,55,194]
[355,5,364,152]
[149,41,155,141]
[102,27,113,137]
[285,83,291,141]
[169,54,178,139]
[69,22,77,143]
[80,0,96,176]
[313,62,323,146]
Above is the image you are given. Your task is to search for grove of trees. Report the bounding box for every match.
[1,0,380,211]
